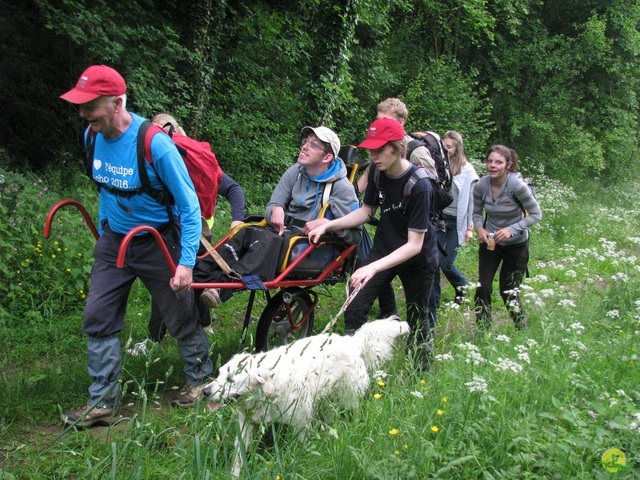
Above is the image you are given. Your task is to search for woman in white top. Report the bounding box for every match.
[429,131,479,321]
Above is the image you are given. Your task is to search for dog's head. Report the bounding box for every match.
[354,316,410,368]
[202,351,279,402]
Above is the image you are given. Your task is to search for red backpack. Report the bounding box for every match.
[85,121,223,219]
[144,123,223,219]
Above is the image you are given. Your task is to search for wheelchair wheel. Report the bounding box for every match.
[255,289,315,351]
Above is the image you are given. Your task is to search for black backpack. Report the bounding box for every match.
[406,131,453,213]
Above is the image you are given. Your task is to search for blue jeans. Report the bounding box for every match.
[429,215,470,321]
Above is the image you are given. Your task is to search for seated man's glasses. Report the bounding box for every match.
[301,137,329,153]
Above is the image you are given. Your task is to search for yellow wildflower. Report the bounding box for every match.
[437,409,445,415]
[377,380,386,387]
[430,426,439,433]
[442,396,448,403]
[389,428,399,436]
[374,393,382,399]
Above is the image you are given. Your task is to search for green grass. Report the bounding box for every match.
[1,162,639,479]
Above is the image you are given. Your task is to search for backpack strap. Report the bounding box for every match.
[321,181,333,208]
[84,128,96,179]
[139,121,175,218]
[507,173,526,215]
[402,167,431,199]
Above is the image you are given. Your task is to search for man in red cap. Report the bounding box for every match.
[308,117,439,371]
[59,65,213,427]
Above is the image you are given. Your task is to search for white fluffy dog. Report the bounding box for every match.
[202,316,409,476]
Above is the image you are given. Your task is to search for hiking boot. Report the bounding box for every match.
[171,383,204,408]
[200,288,221,308]
[62,403,120,428]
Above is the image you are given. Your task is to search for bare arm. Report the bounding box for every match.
[307,205,373,243]
[350,230,425,288]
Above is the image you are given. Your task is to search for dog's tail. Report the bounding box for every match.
[353,316,410,369]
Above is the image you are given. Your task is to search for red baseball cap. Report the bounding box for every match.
[357,117,405,150]
[60,65,127,104]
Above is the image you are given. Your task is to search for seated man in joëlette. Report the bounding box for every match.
[194,125,361,307]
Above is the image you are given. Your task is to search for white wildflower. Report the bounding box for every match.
[374,370,388,381]
[568,322,585,334]
[557,299,576,308]
[435,353,454,362]
[612,272,629,282]
[569,351,580,360]
[606,310,620,319]
[517,352,531,364]
[530,274,548,282]
[495,334,511,343]
[495,358,523,373]
[465,351,486,366]
[465,376,488,394]
[575,341,587,351]
[629,412,640,431]
[514,344,528,354]
[459,342,479,352]
[410,391,424,399]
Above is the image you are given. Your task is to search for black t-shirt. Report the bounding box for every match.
[363,164,438,265]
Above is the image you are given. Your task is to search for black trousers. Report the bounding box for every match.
[474,241,529,327]
[345,246,436,368]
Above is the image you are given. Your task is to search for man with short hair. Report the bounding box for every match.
[267,126,361,244]
[354,97,435,319]
[357,98,436,196]
[60,65,213,427]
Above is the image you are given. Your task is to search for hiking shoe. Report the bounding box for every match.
[200,288,221,308]
[62,403,119,428]
[171,383,204,408]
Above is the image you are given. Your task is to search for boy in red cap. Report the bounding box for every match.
[59,65,213,427]
[308,117,439,371]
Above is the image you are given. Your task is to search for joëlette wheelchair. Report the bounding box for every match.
[43,146,368,352]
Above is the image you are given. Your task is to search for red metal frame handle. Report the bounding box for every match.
[116,225,177,274]
[43,199,99,240]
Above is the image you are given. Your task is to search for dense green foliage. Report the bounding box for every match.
[1,153,640,478]
[1,0,638,190]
